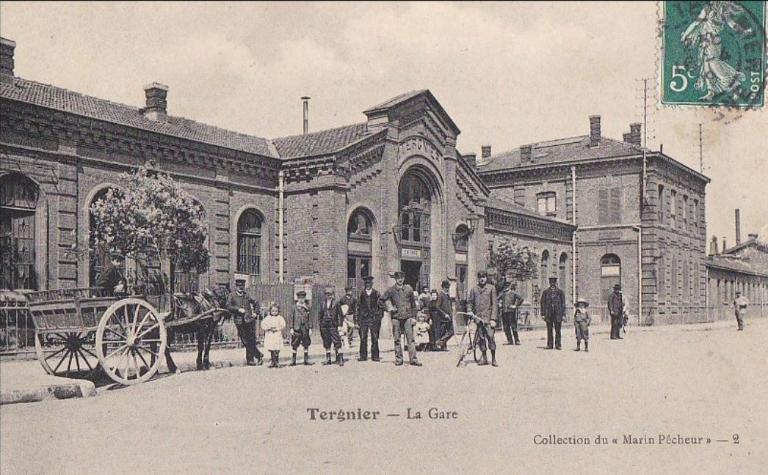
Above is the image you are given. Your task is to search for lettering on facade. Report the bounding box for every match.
[402,248,422,258]
[399,137,442,163]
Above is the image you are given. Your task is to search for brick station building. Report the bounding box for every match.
[477,116,710,324]
[2,36,715,325]
[0,37,575,303]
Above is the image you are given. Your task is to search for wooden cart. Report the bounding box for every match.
[27,287,183,385]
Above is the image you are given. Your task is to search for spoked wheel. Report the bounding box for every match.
[34,330,100,378]
[96,298,166,386]
[455,325,474,367]
[472,327,482,363]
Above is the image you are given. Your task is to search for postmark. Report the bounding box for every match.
[661,1,766,109]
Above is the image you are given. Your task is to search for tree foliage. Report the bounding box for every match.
[488,238,538,284]
[89,167,210,276]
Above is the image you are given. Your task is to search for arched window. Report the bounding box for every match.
[540,250,550,291]
[600,254,621,303]
[454,224,470,299]
[1,174,39,290]
[558,252,568,297]
[347,209,373,290]
[237,209,262,277]
[398,173,431,245]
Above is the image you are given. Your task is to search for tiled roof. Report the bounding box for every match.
[485,194,573,227]
[721,236,768,255]
[0,76,277,157]
[272,123,371,159]
[363,89,428,114]
[706,255,768,277]
[477,135,643,172]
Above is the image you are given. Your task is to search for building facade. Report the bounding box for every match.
[477,116,710,324]
[707,233,768,320]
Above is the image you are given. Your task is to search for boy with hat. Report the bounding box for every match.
[357,275,383,361]
[467,270,499,366]
[227,278,263,366]
[573,298,591,352]
[290,290,314,366]
[319,287,344,366]
[382,271,421,366]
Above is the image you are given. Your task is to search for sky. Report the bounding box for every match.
[1,1,765,244]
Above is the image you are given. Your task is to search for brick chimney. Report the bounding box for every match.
[710,235,719,255]
[463,153,477,168]
[735,209,741,245]
[481,145,492,160]
[747,233,758,241]
[589,115,601,147]
[142,82,169,121]
[722,236,727,252]
[0,37,15,78]
[301,96,310,134]
[520,144,533,163]
[629,122,642,146]
[623,132,632,143]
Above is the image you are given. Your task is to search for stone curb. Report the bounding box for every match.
[1,379,97,405]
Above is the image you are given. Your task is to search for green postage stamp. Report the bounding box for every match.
[661,1,766,107]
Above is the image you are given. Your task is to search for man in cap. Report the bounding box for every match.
[290,290,313,366]
[227,278,263,365]
[382,271,421,366]
[499,280,524,345]
[357,275,383,361]
[433,280,454,351]
[319,287,344,366]
[733,290,749,331]
[467,270,499,366]
[96,253,126,296]
[540,277,566,350]
[608,284,624,340]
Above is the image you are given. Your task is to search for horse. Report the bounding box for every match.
[148,289,229,373]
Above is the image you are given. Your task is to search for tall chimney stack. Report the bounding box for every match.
[301,96,310,135]
[589,115,601,147]
[0,37,16,79]
[710,235,719,255]
[722,236,727,252]
[481,145,492,160]
[735,209,741,245]
[629,122,642,146]
[142,83,169,121]
[520,144,533,163]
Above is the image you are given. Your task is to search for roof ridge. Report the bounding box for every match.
[10,76,142,111]
[273,121,368,142]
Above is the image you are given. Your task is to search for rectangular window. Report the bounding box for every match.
[658,185,665,223]
[598,188,609,224]
[670,190,677,227]
[610,187,622,222]
[598,187,622,224]
[683,195,688,227]
[536,192,556,215]
[513,187,526,207]
[692,199,698,228]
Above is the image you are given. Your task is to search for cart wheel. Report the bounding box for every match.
[34,330,100,378]
[96,298,166,386]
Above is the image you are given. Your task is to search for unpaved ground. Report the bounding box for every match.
[2,320,766,474]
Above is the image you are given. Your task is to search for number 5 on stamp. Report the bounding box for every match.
[661,1,766,107]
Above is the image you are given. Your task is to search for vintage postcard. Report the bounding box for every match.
[1,2,766,474]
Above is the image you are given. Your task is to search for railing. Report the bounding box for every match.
[0,299,35,356]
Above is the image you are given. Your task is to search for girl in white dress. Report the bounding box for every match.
[261,304,286,368]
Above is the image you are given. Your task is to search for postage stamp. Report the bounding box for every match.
[661,1,766,108]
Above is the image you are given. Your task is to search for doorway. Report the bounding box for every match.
[401,260,422,290]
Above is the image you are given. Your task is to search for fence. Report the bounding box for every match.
[2,291,766,358]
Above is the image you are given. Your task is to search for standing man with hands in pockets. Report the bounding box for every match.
[227,278,263,366]
[382,271,421,367]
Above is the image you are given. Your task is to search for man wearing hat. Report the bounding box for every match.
[467,270,499,366]
[319,287,344,366]
[608,284,624,340]
[357,276,383,361]
[227,278,263,365]
[290,290,313,366]
[499,280,524,345]
[382,271,421,366]
[540,277,566,350]
[433,280,455,351]
[733,290,749,331]
[96,253,126,296]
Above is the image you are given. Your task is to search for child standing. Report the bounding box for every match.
[261,303,286,368]
[574,298,591,352]
[414,312,431,351]
[290,291,313,366]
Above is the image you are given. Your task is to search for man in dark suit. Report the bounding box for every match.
[540,277,566,350]
[608,284,624,340]
[357,276,383,361]
[433,280,454,351]
[96,254,125,296]
[499,280,524,345]
[319,287,344,366]
[382,271,421,366]
[226,278,263,365]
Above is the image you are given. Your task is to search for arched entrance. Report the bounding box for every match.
[397,168,440,290]
[600,254,621,303]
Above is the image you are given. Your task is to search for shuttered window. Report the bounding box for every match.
[599,187,622,224]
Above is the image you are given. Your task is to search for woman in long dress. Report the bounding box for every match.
[680,1,753,100]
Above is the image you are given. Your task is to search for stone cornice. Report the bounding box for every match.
[485,206,575,243]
